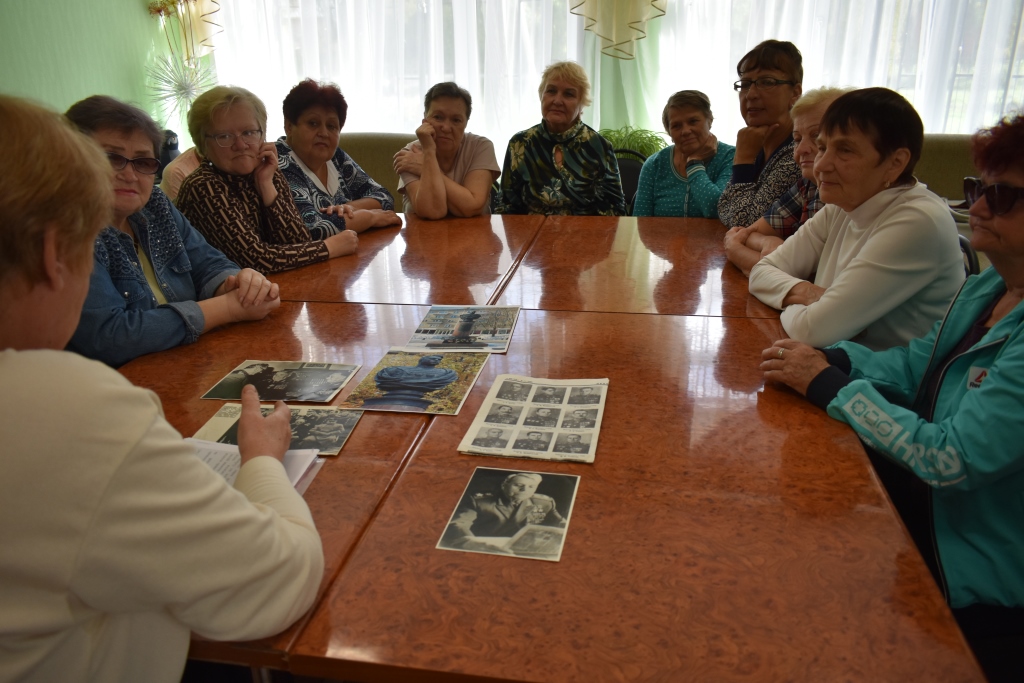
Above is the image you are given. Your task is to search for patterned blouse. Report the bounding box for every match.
[275,138,394,240]
[495,119,626,216]
[176,163,330,274]
[717,136,800,228]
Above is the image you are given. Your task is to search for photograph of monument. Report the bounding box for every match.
[340,349,489,415]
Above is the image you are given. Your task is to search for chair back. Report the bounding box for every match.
[614,148,647,216]
[959,233,980,276]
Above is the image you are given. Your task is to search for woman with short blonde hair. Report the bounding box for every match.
[495,61,625,215]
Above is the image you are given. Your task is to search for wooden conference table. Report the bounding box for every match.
[119,214,984,681]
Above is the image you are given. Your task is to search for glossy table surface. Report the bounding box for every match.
[272,214,545,306]
[494,216,778,317]
[120,301,434,667]
[290,310,980,682]
[118,215,983,680]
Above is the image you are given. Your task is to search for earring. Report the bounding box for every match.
[884,180,891,189]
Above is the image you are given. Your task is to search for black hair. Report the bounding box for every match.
[820,87,923,184]
[737,40,803,84]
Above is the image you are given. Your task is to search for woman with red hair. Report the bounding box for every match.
[276,79,400,236]
[760,114,1024,682]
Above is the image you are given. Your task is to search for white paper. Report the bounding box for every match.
[186,438,319,488]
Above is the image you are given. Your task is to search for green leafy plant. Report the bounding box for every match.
[598,125,669,160]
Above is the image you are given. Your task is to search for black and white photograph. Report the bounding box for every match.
[523,406,560,427]
[201,360,359,403]
[484,404,522,425]
[471,427,510,449]
[531,386,566,404]
[512,430,553,451]
[560,408,598,429]
[193,403,363,456]
[567,386,602,404]
[495,381,531,402]
[437,467,580,562]
[457,375,608,463]
[552,433,592,457]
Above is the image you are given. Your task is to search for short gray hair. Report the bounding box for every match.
[662,90,713,132]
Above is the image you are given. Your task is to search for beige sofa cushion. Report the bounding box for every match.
[337,132,417,210]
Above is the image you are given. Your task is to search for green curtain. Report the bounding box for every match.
[582,17,664,136]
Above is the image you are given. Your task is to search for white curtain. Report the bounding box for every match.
[656,0,1024,139]
[213,0,585,152]
[213,0,1024,148]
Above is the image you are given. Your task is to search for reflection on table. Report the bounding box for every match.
[272,214,545,305]
[495,216,778,317]
[118,301,433,667]
[288,310,981,682]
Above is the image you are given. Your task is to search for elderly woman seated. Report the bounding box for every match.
[724,87,849,275]
[495,61,625,216]
[276,79,401,235]
[0,94,322,683]
[633,90,735,218]
[718,40,803,227]
[760,114,1024,683]
[63,95,280,367]
[748,88,964,350]
[393,82,501,219]
[176,86,358,273]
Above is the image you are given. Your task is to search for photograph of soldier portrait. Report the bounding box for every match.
[438,467,579,561]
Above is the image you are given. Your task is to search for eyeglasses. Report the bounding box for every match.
[964,177,1024,216]
[107,152,160,175]
[205,129,263,148]
[733,77,796,92]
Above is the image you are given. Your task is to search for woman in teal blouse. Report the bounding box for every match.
[634,90,735,218]
[495,62,625,216]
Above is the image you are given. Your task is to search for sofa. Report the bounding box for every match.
[336,132,977,211]
[918,134,977,202]
[337,132,417,210]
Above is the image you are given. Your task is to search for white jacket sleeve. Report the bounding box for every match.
[748,208,832,309]
[71,408,324,642]
[775,203,955,348]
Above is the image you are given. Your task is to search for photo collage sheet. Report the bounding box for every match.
[458,376,609,464]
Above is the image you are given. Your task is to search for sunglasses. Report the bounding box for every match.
[964,177,1024,216]
[107,152,160,175]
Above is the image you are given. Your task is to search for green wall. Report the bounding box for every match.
[0,0,172,128]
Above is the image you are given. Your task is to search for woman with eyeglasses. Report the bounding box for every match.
[64,96,280,367]
[759,114,1024,682]
[749,88,964,351]
[277,79,401,235]
[717,40,803,228]
[176,86,358,273]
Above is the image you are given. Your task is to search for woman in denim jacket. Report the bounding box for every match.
[64,96,280,367]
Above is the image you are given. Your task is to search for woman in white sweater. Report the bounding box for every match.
[748,87,964,350]
[0,96,323,683]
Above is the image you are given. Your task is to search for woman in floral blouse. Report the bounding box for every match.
[495,62,625,216]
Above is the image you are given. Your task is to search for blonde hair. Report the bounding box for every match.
[538,61,592,108]
[791,87,852,120]
[0,96,112,286]
[188,86,268,159]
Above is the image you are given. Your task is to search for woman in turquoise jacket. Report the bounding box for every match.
[758,114,1024,683]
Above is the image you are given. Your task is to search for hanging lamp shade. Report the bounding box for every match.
[570,0,667,59]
